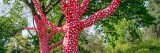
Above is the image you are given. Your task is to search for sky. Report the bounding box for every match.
[0,0,15,16]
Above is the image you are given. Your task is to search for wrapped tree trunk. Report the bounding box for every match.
[30,0,120,53]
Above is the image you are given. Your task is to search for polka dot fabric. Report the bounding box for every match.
[32,0,120,53]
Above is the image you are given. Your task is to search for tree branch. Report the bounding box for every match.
[27,29,34,37]
[11,27,24,36]
[47,31,55,40]
[32,1,58,33]
[80,0,90,16]
[47,27,64,40]
[80,0,120,29]
[49,39,63,49]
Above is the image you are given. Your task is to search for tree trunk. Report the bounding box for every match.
[63,29,80,53]
[39,37,50,53]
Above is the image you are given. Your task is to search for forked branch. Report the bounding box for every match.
[32,0,58,33]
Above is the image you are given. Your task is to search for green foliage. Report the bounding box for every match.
[148,0,160,18]
[28,34,40,53]
[6,35,38,53]
[79,31,90,53]
[147,0,160,38]
[49,33,64,53]
[85,0,155,26]
[0,43,7,53]
[106,38,160,53]
[0,0,27,39]
[3,0,10,4]
[0,3,26,38]
[0,16,26,39]
[0,16,27,52]
[80,36,105,53]
[0,0,27,52]
[83,0,156,47]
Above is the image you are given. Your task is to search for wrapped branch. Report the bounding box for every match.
[32,0,58,33]
[60,0,67,13]
[49,39,63,49]
[80,0,90,16]
[80,0,120,29]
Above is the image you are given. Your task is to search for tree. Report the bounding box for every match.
[30,0,120,53]
[0,6,27,53]
[147,0,160,38]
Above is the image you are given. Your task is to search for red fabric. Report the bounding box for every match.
[31,0,120,53]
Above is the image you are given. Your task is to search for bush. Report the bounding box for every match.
[106,39,160,53]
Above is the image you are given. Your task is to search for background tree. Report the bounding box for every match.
[147,0,160,38]
[0,1,27,52]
